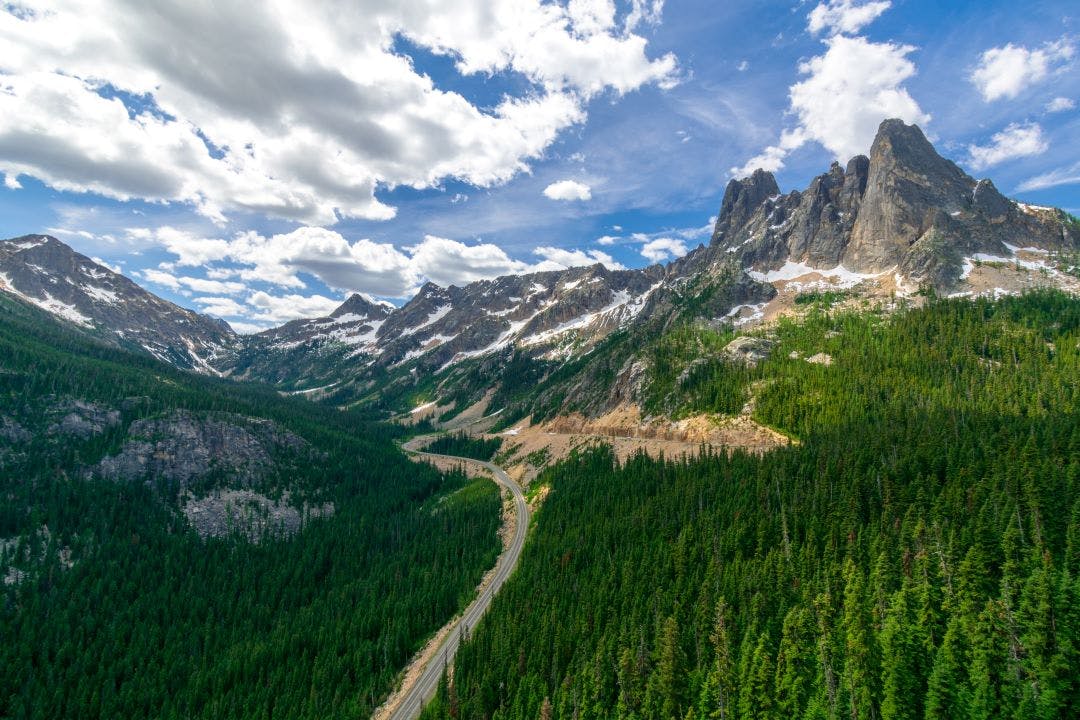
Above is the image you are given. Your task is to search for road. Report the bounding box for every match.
[383,436,530,720]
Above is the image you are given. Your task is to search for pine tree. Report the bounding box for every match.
[656,615,687,720]
[879,587,923,720]
[774,606,814,719]
[738,632,775,720]
[841,559,880,720]
[701,599,736,720]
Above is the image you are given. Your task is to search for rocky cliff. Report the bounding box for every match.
[709,119,1079,288]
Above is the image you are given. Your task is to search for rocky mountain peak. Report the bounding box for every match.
[0,235,236,369]
[330,293,391,320]
[706,118,1079,289]
[712,168,780,244]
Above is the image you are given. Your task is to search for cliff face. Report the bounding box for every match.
[710,119,1079,288]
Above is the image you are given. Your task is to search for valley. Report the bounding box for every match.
[2,117,1079,720]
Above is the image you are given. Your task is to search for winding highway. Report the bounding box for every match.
[383,436,530,720]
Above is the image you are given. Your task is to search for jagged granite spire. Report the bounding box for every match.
[709,118,1080,288]
[711,169,780,245]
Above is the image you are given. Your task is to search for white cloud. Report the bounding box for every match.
[737,60,749,72]
[596,235,618,245]
[533,246,623,270]
[808,0,891,37]
[193,296,248,318]
[625,0,666,32]
[90,256,122,274]
[140,267,247,295]
[134,225,624,302]
[733,27,928,175]
[193,290,342,325]
[640,237,687,264]
[543,179,593,201]
[3,173,20,189]
[140,269,182,291]
[967,122,1049,171]
[1046,96,1076,113]
[0,0,676,225]
[1018,161,1080,192]
[568,0,616,36]
[227,321,273,335]
[970,38,1076,102]
[246,291,342,323]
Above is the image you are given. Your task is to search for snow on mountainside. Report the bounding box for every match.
[4,120,1078,401]
[709,119,1080,291]
[0,235,236,370]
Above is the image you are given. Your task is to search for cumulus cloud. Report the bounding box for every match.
[246,291,342,323]
[596,235,618,245]
[0,0,676,225]
[192,296,248,318]
[640,237,688,264]
[534,246,623,270]
[132,225,624,303]
[733,8,927,176]
[967,122,1049,171]
[1046,97,1076,113]
[808,0,891,37]
[543,179,593,201]
[140,268,246,295]
[970,38,1075,102]
[188,290,341,327]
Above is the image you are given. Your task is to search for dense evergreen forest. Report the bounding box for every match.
[0,294,502,719]
[426,431,504,462]
[425,291,1080,720]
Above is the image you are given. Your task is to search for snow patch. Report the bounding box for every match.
[9,237,48,251]
[31,293,93,326]
[959,246,1053,280]
[724,302,768,328]
[83,285,119,304]
[80,266,109,280]
[400,304,452,336]
[410,401,437,415]
[749,261,882,287]
[1017,202,1054,215]
[287,382,339,396]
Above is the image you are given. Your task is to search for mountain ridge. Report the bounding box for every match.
[2,119,1078,411]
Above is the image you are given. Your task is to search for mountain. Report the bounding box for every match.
[708,119,1078,288]
[0,289,501,718]
[423,291,1080,720]
[0,235,236,370]
[3,120,1078,414]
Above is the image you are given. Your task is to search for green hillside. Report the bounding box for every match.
[425,291,1080,720]
[0,294,501,719]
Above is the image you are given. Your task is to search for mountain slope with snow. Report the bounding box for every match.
[0,235,237,370]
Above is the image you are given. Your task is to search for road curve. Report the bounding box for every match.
[384,436,530,720]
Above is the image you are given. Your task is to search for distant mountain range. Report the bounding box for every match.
[2,119,1077,415]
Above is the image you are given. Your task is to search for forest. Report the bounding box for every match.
[426,431,504,462]
[424,291,1080,720]
[0,294,502,719]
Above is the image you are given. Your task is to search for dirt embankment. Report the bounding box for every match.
[495,403,790,485]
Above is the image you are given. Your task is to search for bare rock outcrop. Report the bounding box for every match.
[90,410,310,490]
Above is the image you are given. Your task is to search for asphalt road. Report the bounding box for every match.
[386,437,530,720]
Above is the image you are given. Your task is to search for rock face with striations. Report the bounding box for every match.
[709,119,1080,288]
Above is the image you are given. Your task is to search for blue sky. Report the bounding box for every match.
[0,0,1077,331]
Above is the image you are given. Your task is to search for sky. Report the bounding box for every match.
[0,0,1077,332]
